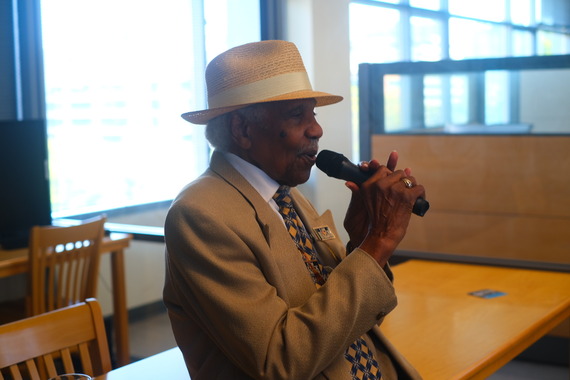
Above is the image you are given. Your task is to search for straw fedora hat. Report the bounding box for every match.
[181,40,343,124]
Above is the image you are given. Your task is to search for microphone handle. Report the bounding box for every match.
[338,161,429,217]
[412,198,429,217]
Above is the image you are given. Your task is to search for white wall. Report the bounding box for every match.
[520,69,570,133]
[96,209,168,316]
[287,0,354,242]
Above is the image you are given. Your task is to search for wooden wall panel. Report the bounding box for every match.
[403,212,569,264]
[372,135,570,266]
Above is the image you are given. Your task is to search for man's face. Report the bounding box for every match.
[244,98,322,187]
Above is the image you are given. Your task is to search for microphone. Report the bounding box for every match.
[316,150,429,216]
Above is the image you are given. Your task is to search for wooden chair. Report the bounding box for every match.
[0,298,112,379]
[28,216,106,316]
[0,216,107,325]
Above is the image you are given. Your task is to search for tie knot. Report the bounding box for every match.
[273,186,291,207]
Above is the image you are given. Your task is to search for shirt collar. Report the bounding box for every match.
[223,151,280,204]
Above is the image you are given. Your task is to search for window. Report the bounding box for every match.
[448,0,507,22]
[538,30,570,55]
[349,0,570,136]
[510,0,534,26]
[449,18,508,59]
[409,0,440,11]
[40,0,260,217]
[410,16,444,61]
[349,4,402,79]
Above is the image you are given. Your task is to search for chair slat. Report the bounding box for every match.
[60,258,69,308]
[80,250,90,299]
[8,364,23,380]
[60,348,75,374]
[78,343,94,375]
[71,253,82,304]
[25,359,41,380]
[59,249,71,309]
[47,250,57,312]
[43,353,58,378]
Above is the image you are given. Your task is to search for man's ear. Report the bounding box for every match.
[230,112,252,149]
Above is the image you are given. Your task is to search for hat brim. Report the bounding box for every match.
[181,90,343,125]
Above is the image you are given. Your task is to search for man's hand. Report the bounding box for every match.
[343,151,424,267]
[344,151,402,248]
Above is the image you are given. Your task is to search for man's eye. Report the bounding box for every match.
[289,110,303,118]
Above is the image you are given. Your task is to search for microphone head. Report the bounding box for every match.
[316,150,347,178]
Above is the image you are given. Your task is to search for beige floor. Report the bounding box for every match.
[128,310,568,379]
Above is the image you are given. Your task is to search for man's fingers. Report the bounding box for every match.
[386,150,398,171]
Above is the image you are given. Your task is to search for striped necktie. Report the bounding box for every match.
[273,186,328,285]
[273,186,381,380]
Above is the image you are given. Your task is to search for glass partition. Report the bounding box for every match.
[382,68,570,134]
[358,54,570,157]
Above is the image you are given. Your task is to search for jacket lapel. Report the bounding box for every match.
[209,151,317,304]
[289,187,347,269]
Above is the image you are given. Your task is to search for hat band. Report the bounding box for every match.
[208,71,312,109]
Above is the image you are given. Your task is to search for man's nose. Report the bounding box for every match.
[307,120,323,139]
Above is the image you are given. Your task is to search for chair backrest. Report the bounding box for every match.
[28,216,106,316]
[0,298,112,379]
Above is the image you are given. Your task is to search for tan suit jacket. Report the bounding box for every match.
[163,151,422,379]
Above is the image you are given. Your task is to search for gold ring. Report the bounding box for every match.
[402,178,413,188]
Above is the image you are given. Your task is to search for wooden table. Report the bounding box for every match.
[95,347,189,379]
[0,232,133,367]
[383,260,570,380]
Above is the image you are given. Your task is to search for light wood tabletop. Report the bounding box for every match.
[95,347,189,380]
[383,260,570,380]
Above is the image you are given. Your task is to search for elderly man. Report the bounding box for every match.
[163,40,424,380]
